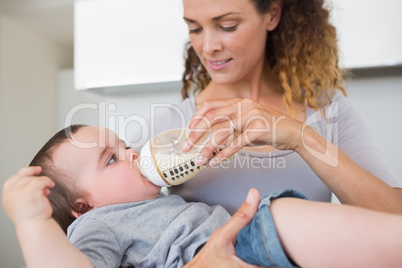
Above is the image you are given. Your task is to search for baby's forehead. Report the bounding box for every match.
[52,140,87,171]
[73,126,120,145]
[73,126,108,142]
[52,126,120,169]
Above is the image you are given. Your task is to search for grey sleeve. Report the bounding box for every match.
[334,93,402,187]
[68,218,123,268]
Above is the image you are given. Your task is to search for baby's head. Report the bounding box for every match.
[30,125,161,233]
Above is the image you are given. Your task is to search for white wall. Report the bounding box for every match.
[330,0,402,68]
[58,69,182,141]
[346,74,402,177]
[0,15,73,268]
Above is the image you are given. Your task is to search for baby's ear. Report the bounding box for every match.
[72,198,91,218]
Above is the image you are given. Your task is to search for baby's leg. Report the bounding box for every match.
[235,189,306,268]
[272,197,402,268]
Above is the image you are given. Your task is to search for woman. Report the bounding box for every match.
[130,0,402,214]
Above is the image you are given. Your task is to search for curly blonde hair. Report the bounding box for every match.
[181,0,347,116]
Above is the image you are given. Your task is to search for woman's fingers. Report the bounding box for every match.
[189,99,242,129]
[184,189,261,268]
[184,98,298,161]
[195,120,237,163]
[184,101,244,152]
[206,131,256,166]
[184,114,232,151]
[187,98,271,148]
[219,188,260,242]
[196,109,273,165]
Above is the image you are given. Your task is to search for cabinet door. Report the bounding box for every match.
[330,0,402,69]
[74,0,188,91]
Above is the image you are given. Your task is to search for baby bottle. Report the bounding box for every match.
[139,127,224,187]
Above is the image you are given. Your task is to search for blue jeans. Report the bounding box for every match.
[235,189,307,268]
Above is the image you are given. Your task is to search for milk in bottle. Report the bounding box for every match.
[139,128,224,187]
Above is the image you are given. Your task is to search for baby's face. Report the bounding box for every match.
[53,126,161,209]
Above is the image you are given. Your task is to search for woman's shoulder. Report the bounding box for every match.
[328,89,357,118]
[305,89,358,135]
[329,89,349,104]
[311,89,352,117]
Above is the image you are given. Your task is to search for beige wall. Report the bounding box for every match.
[0,15,72,268]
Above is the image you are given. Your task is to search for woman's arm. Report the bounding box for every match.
[182,98,402,213]
[298,125,402,213]
[2,166,93,268]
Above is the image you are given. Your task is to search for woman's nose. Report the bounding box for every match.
[203,31,222,55]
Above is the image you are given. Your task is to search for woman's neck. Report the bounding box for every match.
[196,63,282,104]
[194,63,306,121]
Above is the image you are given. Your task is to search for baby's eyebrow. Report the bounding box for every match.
[119,139,127,148]
[99,146,109,164]
[98,139,126,165]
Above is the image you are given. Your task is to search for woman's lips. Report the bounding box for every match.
[208,58,232,71]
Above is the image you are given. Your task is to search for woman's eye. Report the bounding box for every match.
[189,28,202,34]
[221,25,237,32]
[107,154,117,165]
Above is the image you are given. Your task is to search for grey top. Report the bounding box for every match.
[67,194,230,268]
[129,91,402,214]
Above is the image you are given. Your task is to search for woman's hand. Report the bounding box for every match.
[182,98,304,166]
[2,166,55,227]
[185,188,262,268]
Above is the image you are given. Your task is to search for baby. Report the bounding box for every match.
[2,125,303,268]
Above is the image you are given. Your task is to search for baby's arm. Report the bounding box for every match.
[2,166,93,268]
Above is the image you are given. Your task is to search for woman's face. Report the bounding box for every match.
[183,0,277,85]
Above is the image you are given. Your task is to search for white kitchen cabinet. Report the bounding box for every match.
[74,0,402,92]
[330,0,402,69]
[74,0,188,91]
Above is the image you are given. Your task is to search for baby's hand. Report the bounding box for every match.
[2,166,55,227]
